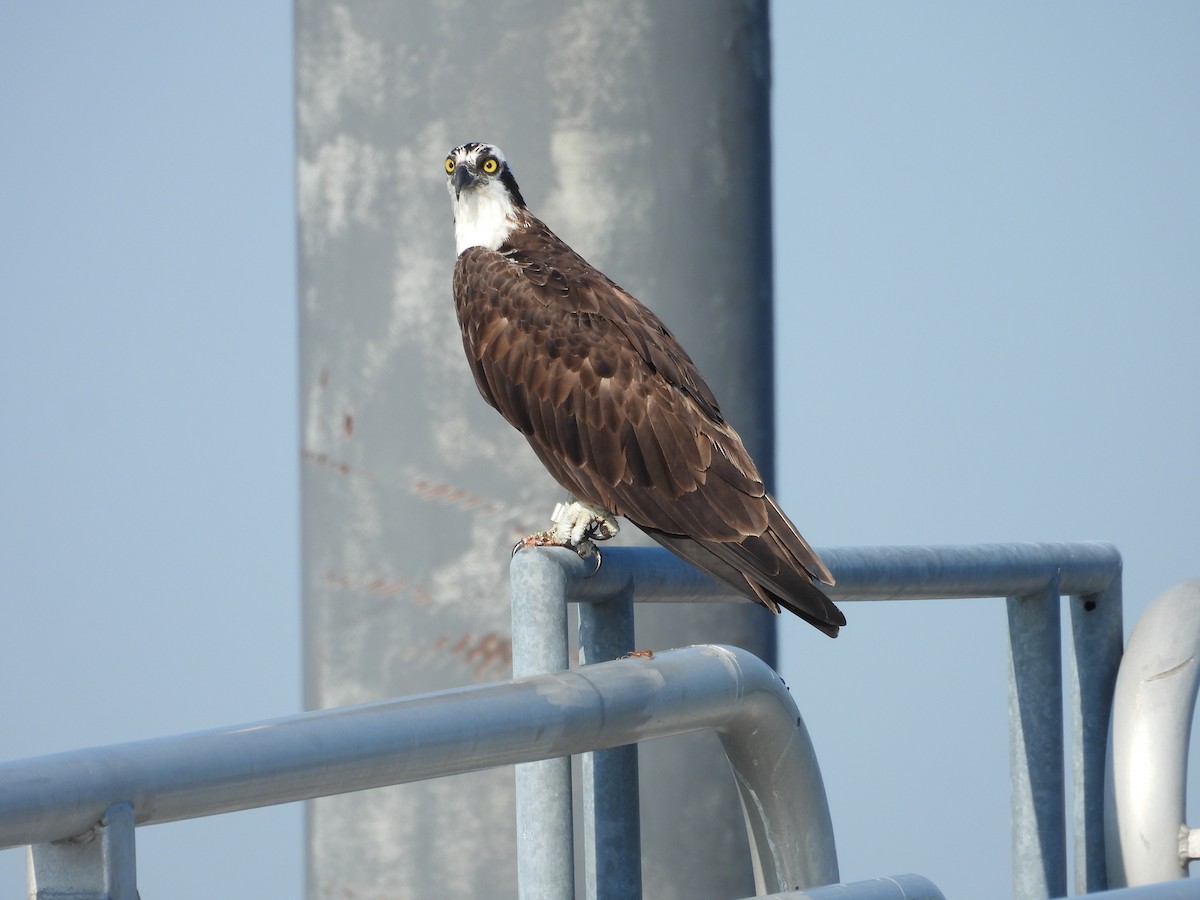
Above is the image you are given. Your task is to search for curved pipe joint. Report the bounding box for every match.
[711,647,839,892]
[1106,579,1200,885]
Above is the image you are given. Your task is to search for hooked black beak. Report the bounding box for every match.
[452,164,476,199]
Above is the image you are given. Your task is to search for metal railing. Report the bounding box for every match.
[7,539,1198,900]
[510,542,1125,900]
[6,645,825,899]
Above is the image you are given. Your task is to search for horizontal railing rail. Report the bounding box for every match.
[1,645,833,899]
[534,541,1123,602]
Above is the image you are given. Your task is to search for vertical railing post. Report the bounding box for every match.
[511,549,575,900]
[578,583,642,900]
[1006,577,1067,899]
[27,801,138,900]
[1066,578,1123,893]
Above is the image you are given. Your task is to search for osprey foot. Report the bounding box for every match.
[512,499,618,567]
[512,531,603,574]
[549,498,619,547]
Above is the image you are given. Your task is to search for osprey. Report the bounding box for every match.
[445,142,845,637]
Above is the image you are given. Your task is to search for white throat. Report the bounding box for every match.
[451,179,518,255]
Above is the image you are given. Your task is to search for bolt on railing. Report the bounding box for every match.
[510,541,1124,900]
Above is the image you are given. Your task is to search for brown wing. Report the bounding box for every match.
[452,220,845,637]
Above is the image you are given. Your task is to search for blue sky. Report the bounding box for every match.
[772,4,1199,892]
[0,5,300,896]
[1,3,1197,898]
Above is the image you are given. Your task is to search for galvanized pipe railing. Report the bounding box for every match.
[3,541,1127,899]
[510,541,1124,900]
[0,645,834,898]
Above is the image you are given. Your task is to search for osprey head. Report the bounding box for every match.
[445,142,527,255]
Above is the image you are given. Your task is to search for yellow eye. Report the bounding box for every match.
[482,157,499,175]
[445,157,455,174]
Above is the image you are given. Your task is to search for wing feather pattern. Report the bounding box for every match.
[453,216,845,637]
